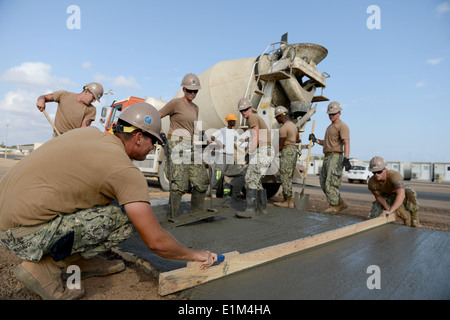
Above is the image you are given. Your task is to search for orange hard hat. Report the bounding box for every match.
[225,113,238,122]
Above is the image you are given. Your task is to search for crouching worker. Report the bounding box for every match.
[367,156,421,227]
[0,102,218,300]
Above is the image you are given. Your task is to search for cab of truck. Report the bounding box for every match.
[100,96,145,134]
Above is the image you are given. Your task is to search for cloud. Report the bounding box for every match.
[426,57,444,65]
[1,62,75,89]
[82,61,92,69]
[93,72,141,88]
[436,1,450,14]
[415,82,426,88]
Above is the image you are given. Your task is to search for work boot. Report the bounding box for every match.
[274,196,294,209]
[395,206,411,226]
[168,192,183,219]
[337,197,348,212]
[235,189,257,218]
[13,255,85,300]
[257,189,268,214]
[62,254,125,280]
[410,212,422,228]
[324,204,340,214]
[191,188,206,214]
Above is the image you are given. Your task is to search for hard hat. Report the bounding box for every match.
[118,102,162,143]
[237,98,252,111]
[225,113,238,122]
[181,73,201,90]
[274,106,288,117]
[327,101,342,114]
[84,82,104,102]
[369,156,386,172]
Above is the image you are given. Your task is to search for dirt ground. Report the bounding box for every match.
[0,158,449,300]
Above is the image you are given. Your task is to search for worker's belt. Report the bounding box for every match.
[324,152,343,158]
[0,223,46,240]
[282,145,296,150]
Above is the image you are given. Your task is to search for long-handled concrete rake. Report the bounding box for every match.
[295,120,315,212]
[42,110,61,136]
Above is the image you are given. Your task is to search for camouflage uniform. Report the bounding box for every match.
[245,145,274,190]
[319,153,344,206]
[279,145,299,199]
[369,186,419,218]
[166,139,209,194]
[0,202,134,262]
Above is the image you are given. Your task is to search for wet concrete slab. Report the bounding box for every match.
[118,199,450,300]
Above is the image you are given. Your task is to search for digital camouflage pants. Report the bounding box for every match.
[245,145,274,190]
[319,153,344,206]
[280,146,299,199]
[165,139,209,195]
[0,203,134,262]
[369,186,419,218]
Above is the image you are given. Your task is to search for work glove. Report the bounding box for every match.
[343,157,351,171]
[308,133,317,143]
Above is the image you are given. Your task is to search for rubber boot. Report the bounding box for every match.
[191,188,206,214]
[410,212,422,228]
[257,189,268,214]
[395,206,411,226]
[221,194,232,208]
[236,189,257,218]
[13,255,85,300]
[168,192,183,219]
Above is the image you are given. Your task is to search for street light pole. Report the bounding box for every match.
[4,124,8,159]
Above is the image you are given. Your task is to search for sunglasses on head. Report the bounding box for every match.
[185,88,198,94]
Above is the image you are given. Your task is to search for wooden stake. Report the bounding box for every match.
[158,214,395,296]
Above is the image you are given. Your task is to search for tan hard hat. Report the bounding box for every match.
[181,73,201,90]
[274,106,288,117]
[237,98,252,111]
[327,101,342,114]
[225,113,238,122]
[118,102,162,143]
[84,82,104,102]
[369,156,386,172]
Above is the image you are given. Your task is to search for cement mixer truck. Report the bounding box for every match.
[100,35,330,198]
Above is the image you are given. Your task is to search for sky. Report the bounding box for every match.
[0,0,449,163]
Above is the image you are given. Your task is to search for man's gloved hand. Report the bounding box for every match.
[343,157,351,171]
[309,133,317,143]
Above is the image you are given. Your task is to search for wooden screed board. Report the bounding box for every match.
[158,214,395,296]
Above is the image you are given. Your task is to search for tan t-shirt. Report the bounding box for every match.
[0,127,149,229]
[247,113,271,144]
[159,97,199,139]
[322,120,350,154]
[53,90,97,134]
[368,170,404,196]
[279,120,297,146]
